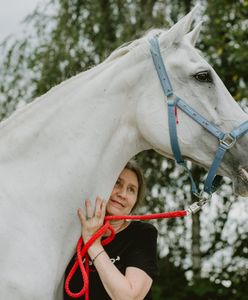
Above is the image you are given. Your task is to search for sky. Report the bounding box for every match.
[0,0,43,42]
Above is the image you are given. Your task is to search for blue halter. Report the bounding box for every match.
[149,36,248,201]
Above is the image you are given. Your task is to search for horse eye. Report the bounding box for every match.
[193,71,212,83]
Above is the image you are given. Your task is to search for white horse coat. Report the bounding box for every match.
[0,8,247,300]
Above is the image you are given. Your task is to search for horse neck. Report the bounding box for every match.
[0,53,149,217]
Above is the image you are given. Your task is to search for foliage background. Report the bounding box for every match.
[0,0,247,299]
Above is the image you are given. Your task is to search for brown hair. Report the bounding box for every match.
[124,159,146,212]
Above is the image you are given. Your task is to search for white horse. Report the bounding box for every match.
[0,7,247,300]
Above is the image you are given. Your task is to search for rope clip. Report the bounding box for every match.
[186,191,211,215]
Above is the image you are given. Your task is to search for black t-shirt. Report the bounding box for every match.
[64,221,158,300]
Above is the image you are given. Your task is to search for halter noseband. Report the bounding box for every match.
[149,36,248,202]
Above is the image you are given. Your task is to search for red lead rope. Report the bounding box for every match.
[65,210,188,299]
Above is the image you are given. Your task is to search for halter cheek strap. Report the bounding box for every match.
[149,36,248,197]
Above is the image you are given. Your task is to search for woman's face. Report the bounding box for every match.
[106,168,139,216]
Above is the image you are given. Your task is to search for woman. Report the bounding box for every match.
[64,160,158,299]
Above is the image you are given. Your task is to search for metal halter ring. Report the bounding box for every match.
[220,133,236,148]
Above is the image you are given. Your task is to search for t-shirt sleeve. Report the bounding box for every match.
[125,223,158,279]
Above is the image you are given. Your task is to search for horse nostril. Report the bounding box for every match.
[238,166,248,184]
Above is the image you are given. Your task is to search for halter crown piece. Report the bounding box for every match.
[149,36,248,211]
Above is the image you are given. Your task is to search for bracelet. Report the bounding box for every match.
[92,250,105,263]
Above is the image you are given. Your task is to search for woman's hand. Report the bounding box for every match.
[77,197,106,244]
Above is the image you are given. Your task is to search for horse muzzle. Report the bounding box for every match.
[233,166,248,197]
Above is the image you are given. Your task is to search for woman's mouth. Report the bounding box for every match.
[109,199,125,208]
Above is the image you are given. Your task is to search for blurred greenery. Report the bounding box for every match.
[0,0,247,299]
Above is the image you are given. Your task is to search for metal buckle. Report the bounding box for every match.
[220,133,236,148]
[186,191,211,215]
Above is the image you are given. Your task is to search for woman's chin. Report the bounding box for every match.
[106,207,119,216]
[106,206,125,216]
[106,202,122,214]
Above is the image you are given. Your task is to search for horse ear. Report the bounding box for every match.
[159,5,200,47]
[185,22,202,46]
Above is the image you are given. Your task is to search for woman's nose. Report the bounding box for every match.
[117,187,127,198]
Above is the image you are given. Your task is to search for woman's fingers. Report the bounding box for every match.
[85,199,93,218]
[95,197,103,218]
[78,197,106,243]
[77,208,86,225]
[95,197,106,222]
[79,197,106,224]
[100,200,106,220]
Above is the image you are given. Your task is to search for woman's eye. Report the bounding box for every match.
[193,71,212,83]
[115,180,121,187]
[127,187,135,194]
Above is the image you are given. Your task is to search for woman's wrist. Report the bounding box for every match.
[92,249,105,263]
[88,243,104,260]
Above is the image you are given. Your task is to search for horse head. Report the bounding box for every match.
[134,7,248,196]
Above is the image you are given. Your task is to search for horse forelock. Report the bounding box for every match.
[146,27,190,50]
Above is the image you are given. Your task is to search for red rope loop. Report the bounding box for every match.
[65,210,187,299]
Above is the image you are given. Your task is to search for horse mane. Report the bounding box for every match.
[105,28,166,63]
[104,39,143,62]
[50,29,167,89]
[3,28,168,121]
[39,33,154,95]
